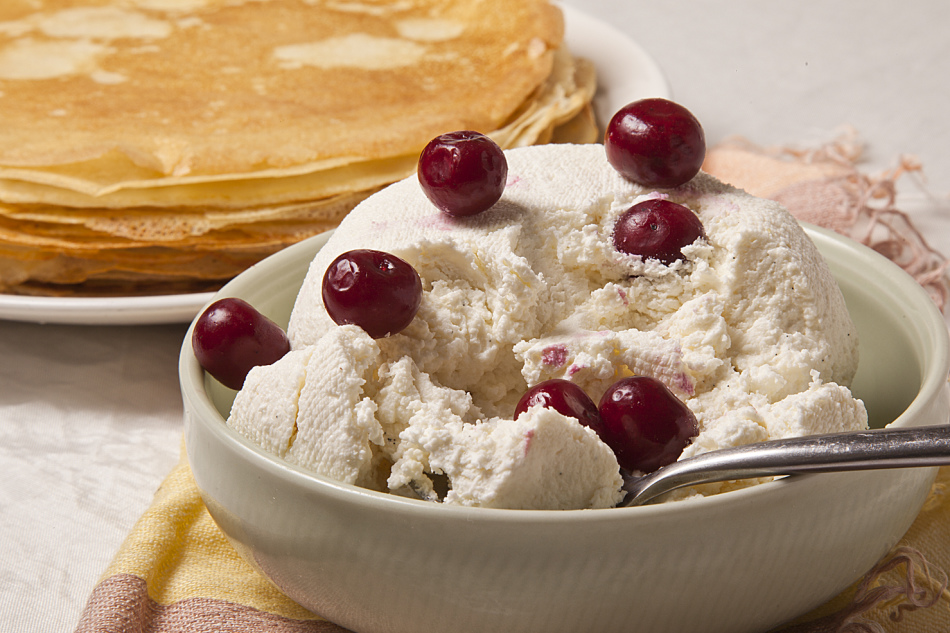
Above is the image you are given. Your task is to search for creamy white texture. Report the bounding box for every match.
[229,143,866,509]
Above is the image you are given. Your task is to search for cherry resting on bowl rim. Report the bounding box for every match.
[322,249,423,339]
[192,297,290,390]
[595,376,699,473]
[613,199,706,265]
[604,98,706,189]
[514,378,602,428]
[417,130,508,217]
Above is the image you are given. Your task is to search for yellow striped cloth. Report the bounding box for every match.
[74,447,338,632]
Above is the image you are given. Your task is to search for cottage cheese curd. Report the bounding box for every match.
[227,143,867,509]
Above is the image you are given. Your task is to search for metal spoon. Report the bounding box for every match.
[619,425,950,507]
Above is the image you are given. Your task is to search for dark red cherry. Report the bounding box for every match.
[192,297,291,390]
[322,249,422,339]
[417,130,508,217]
[613,199,705,265]
[604,98,705,189]
[514,379,602,428]
[596,376,698,473]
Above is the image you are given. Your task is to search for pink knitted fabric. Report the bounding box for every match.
[704,129,950,312]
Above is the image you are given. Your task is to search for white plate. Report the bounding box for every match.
[0,5,668,326]
[560,3,670,127]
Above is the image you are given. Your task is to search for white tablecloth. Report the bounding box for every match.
[2,2,949,631]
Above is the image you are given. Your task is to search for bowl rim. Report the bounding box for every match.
[179,222,950,522]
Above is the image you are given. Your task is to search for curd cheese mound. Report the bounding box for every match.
[227,143,867,510]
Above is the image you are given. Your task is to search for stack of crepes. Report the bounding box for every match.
[0,0,596,296]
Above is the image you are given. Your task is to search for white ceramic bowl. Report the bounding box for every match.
[180,224,949,633]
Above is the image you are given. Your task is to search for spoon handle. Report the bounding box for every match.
[620,425,950,507]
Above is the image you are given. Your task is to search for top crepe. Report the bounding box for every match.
[0,0,573,207]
